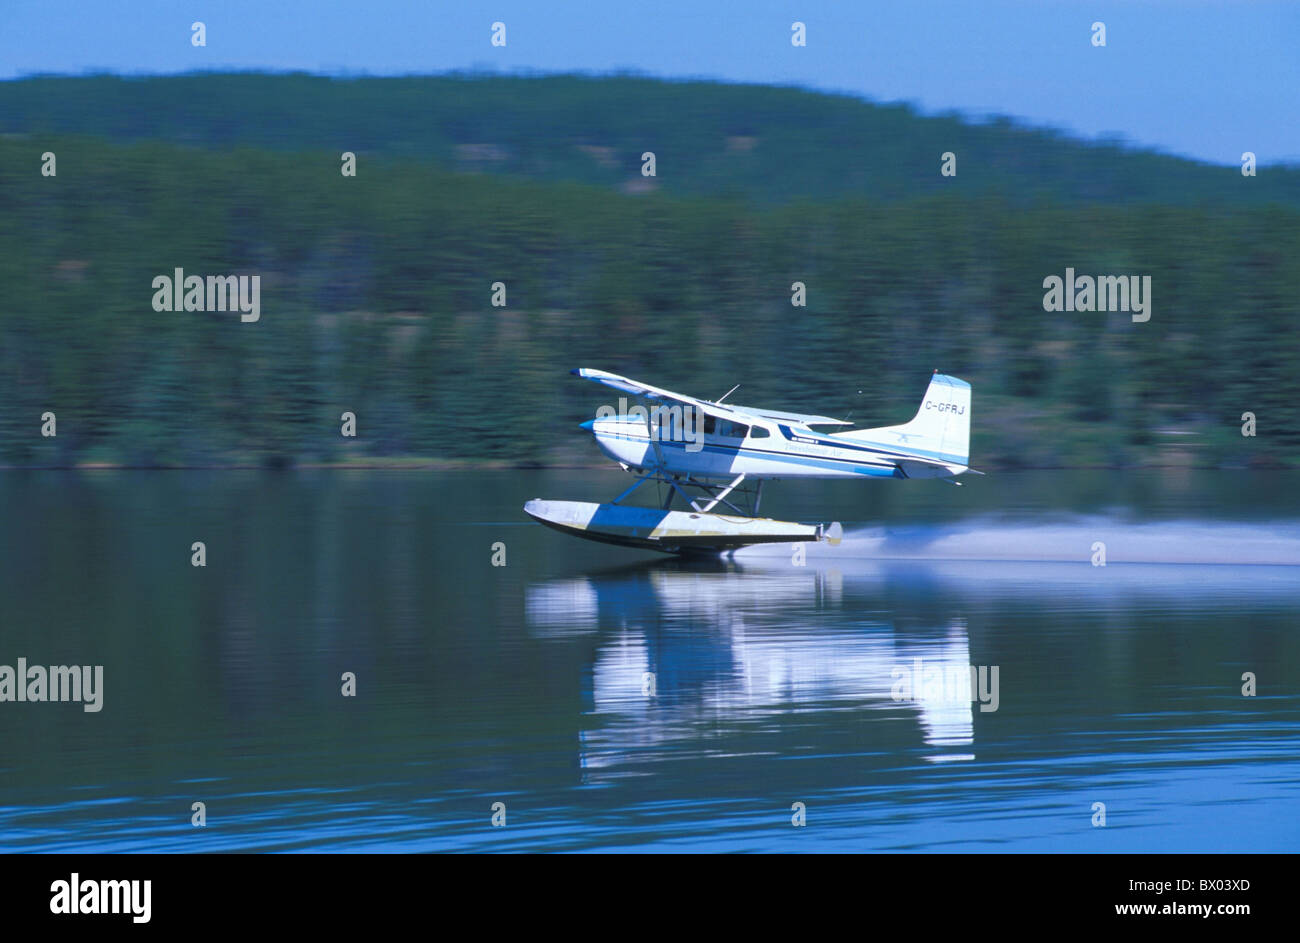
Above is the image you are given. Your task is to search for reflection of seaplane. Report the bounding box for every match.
[525,368,976,554]
[525,560,980,767]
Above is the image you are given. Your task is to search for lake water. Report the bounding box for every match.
[1,468,1298,852]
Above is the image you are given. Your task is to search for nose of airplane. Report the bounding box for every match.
[579,419,595,431]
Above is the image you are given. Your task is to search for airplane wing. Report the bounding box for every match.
[722,405,851,427]
[570,368,703,406]
[571,369,849,427]
[572,368,752,420]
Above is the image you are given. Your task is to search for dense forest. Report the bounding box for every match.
[1,73,1297,468]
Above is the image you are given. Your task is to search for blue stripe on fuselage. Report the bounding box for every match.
[590,429,902,477]
[776,424,964,466]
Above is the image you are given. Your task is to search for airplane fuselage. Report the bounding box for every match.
[584,416,964,481]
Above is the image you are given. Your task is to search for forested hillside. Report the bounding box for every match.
[4,73,1299,207]
[1,74,1296,467]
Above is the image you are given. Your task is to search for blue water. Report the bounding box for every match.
[0,469,1297,851]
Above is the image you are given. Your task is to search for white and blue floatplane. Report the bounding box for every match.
[525,368,975,554]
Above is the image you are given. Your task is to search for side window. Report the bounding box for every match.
[704,416,751,439]
[749,425,771,439]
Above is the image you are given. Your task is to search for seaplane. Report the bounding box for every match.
[524,368,974,554]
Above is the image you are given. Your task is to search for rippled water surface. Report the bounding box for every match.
[1,469,1297,851]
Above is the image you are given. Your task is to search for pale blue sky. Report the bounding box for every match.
[3,0,1296,165]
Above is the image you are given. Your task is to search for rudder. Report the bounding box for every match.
[832,373,970,468]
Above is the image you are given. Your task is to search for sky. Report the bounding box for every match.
[2,0,1297,165]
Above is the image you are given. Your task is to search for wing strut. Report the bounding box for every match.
[665,476,701,511]
[611,473,656,505]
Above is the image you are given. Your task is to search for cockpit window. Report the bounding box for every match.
[703,416,749,439]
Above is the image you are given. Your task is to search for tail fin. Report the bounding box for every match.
[832,373,971,471]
